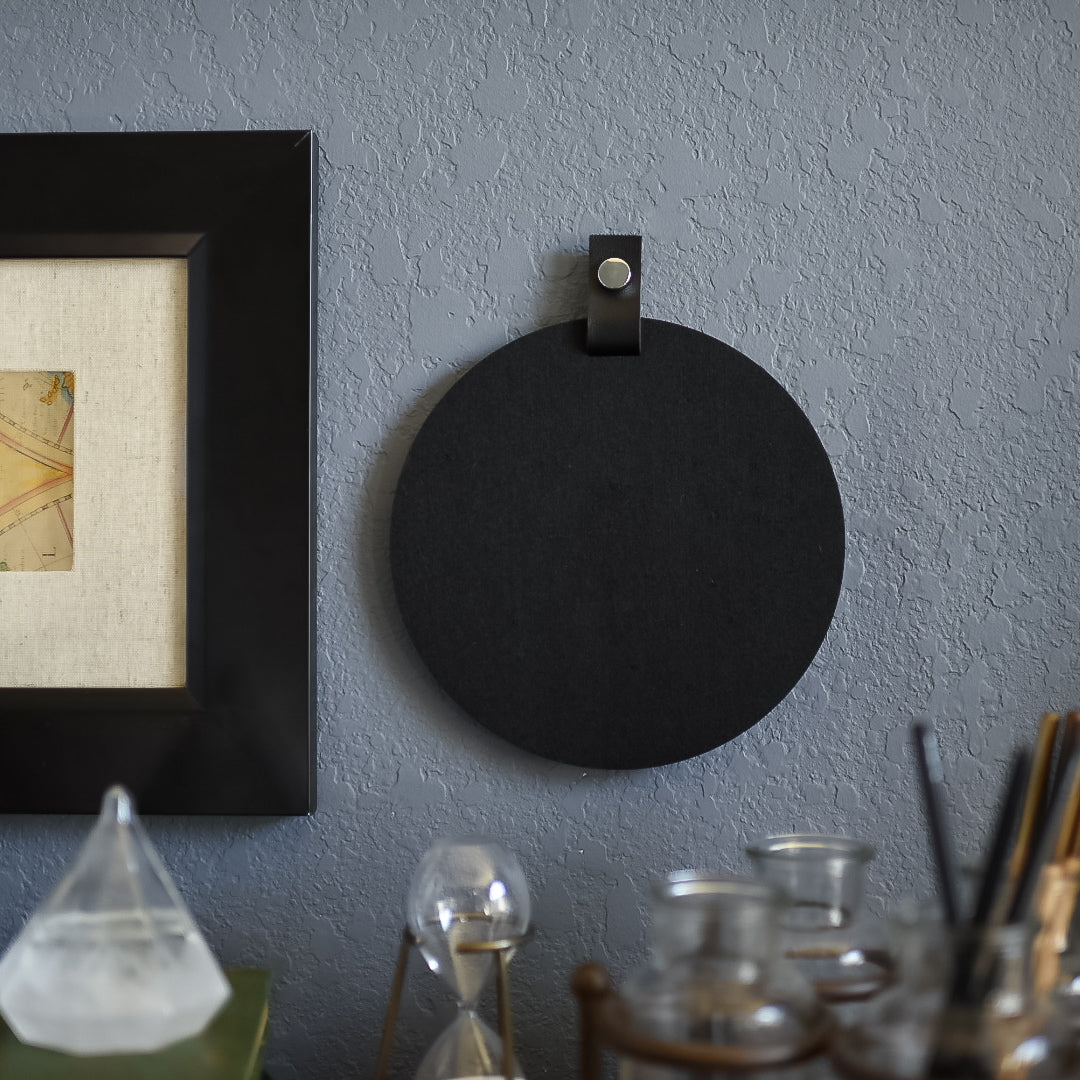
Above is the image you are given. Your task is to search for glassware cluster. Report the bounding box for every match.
[572,831,1080,1079]
[5,783,1080,1078]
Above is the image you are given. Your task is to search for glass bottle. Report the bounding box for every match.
[619,872,830,1080]
[747,834,888,1017]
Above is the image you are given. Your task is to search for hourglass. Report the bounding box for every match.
[376,837,531,1080]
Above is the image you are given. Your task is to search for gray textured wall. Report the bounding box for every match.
[1,1,1078,1077]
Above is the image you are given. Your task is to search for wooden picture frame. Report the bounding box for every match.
[0,131,316,814]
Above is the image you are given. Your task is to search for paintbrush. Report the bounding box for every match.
[1004,712,1060,910]
[911,720,961,925]
[1008,741,1080,926]
[946,748,1031,1006]
[971,747,1032,927]
[1048,710,1080,811]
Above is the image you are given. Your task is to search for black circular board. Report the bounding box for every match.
[390,318,844,769]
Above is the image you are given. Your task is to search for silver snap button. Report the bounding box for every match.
[597,257,632,290]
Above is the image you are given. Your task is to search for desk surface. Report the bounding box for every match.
[0,968,270,1080]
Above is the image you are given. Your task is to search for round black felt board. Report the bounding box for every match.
[390,318,844,769]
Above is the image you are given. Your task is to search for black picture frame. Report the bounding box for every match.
[0,131,316,814]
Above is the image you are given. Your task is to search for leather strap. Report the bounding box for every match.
[587,234,641,355]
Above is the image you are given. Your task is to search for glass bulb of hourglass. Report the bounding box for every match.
[407,837,530,1080]
[407,837,530,1006]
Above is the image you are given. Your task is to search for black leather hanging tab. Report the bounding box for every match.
[587,234,641,356]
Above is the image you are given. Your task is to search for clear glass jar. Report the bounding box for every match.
[831,911,1066,1080]
[747,834,889,1018]
[827,899,947,1079]
[619,872,830,1080]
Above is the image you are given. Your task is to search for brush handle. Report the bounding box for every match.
[912,721,961,925]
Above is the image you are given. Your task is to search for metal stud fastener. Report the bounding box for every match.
[597,257,632,291]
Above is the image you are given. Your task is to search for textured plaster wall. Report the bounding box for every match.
[1,1,1078,1077]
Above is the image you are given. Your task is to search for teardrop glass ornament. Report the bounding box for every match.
[0,785,231,1054]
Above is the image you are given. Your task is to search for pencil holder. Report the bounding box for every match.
[830,911,1071,1079]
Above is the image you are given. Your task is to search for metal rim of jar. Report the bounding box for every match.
[652,870,782,905]
[746,834,877,864]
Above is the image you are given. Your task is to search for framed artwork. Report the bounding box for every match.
[0,131,316,814]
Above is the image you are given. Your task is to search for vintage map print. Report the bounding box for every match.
[0,371,75,572]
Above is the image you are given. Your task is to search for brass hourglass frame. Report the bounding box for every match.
[375,916,531,1080]
[572,963,833,1079]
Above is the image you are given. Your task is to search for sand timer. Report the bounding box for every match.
[376,837,531,1080]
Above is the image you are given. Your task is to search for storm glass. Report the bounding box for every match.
[0,785,231,1054]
